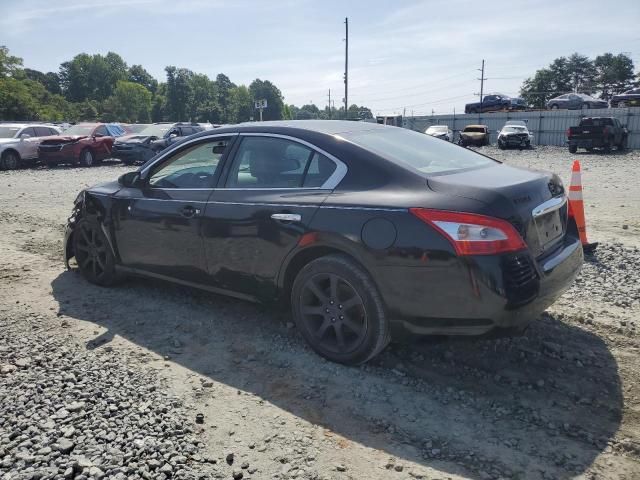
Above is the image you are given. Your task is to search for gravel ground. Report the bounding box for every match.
[1,146,639,479]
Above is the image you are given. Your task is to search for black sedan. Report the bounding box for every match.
[610,88,640,108]
[64,121,583,365]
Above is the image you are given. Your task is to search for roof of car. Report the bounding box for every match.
[219,120,392,135]
[0,123,56,128]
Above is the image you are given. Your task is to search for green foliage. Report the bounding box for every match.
[165,66,194,121]
[520,52,636,107]
[249,79,285,120]
[0,45,23,77]
[0,45,374,124]
[103,81,152,123]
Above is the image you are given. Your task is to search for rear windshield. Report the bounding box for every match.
[342,128,497,175]
[580,118,613,126]
[463,127,486,133]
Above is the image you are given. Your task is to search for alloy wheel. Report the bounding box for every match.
[299,273,367,354]
[75,223,108,281]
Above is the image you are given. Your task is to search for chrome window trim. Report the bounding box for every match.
[231,132,347,190]
[532,195,567,218]
[139,132,240,178]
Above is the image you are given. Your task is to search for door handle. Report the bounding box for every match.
[271,213,301,222]
[180,206,200,218]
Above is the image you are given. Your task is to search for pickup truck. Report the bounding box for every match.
[464,94,527,114]
[566,117,628,153]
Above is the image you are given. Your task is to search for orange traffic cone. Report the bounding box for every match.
[568,160,598,254]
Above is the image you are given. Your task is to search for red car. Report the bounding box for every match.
[39,123,125,167]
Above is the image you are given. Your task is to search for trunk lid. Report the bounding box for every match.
[427,164,567,258]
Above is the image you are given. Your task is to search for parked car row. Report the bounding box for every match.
[0,121,215,170]
[464,88,640,114]
[425,120,533,150]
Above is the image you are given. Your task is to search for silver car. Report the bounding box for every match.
[0,123,61,170]
[425,125,453,142]
[546,93,608,110]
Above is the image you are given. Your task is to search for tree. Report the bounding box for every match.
[248,79,285,120]
[228,85,253,123]
[0,46,23,77]
[215,73,235,122]
[521,52,636,106]
[151,83,167,122]
[165,66,194,121]
[59,52,128,102]
[103,81,152,123]
[348,104,373,120]
[594,53,635,99]
[188,73,218,122]
[128,64,158,93]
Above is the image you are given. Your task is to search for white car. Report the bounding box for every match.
[425,125,453,142]
[0,123,61,170]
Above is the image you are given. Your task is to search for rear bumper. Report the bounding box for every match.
[568,138,608,148]
[377,234,583,340]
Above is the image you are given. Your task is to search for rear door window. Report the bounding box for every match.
[95,125,109,136]
[20,127,36,138]
[226,136,318,188]
[35,127,53,137]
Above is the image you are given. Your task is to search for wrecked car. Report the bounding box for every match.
[64,120,582,365]
[111,122,205,165]
[458,125,490,147]
[497,124,533,149]
[39,123,125,167]
[0,123,61,170]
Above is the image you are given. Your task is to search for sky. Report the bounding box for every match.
[1,0,639,116]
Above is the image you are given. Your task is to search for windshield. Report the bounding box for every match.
[342,128,496,175]
[463,127,486,133]
[139,124,172,138]
[0,127,20,138]
[64,124,96,136]
[426,126,447,133]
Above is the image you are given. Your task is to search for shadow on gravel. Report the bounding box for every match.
[50,270,623,479]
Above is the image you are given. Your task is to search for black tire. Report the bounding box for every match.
[603,143,611,154]
[291,254,390,365]
[617,101,627,108]
[72,219,121,286]
[568,145,578,154]
[78,148,95,167]
[122,159,135,166]
[498,142,505,150]
[550,104,559,110]
[468,108,477,114]
[585,147,594,152]
[0,150,20,170]
[618,136,627,151]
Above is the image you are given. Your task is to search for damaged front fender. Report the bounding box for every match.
[64,190,117,270]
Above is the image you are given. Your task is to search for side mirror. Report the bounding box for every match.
[169,133,178,138]
[118,171,142,188]
[20,134,31,141]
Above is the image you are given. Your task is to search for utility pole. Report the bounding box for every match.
[328,89,332,119]
[344,17,349,119]
[477,59,486,113]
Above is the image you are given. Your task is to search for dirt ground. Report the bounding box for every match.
[1,146,639,480]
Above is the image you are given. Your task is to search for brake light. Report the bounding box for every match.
[409,209,527,256]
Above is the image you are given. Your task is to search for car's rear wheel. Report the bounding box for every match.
[618,136,627,151]
[617,101,627,108]
[79,149,94,167]
[551,104,559,110]
[1,150,20,170]
[291,254,390,365]
[73,220,120,286]
[569,145,578,153]
[603,143,612,154]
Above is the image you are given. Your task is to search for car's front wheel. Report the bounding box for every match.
[73,220,121,286]
[569,145,578,153]
[79,149,95,167]
[291,254,390,365]
[0,150,20,170]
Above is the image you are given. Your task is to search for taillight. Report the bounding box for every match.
[409,208,527,256]
[566,128,572,138]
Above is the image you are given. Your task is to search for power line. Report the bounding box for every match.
[349,70,476,96]
[350,78,476,103]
